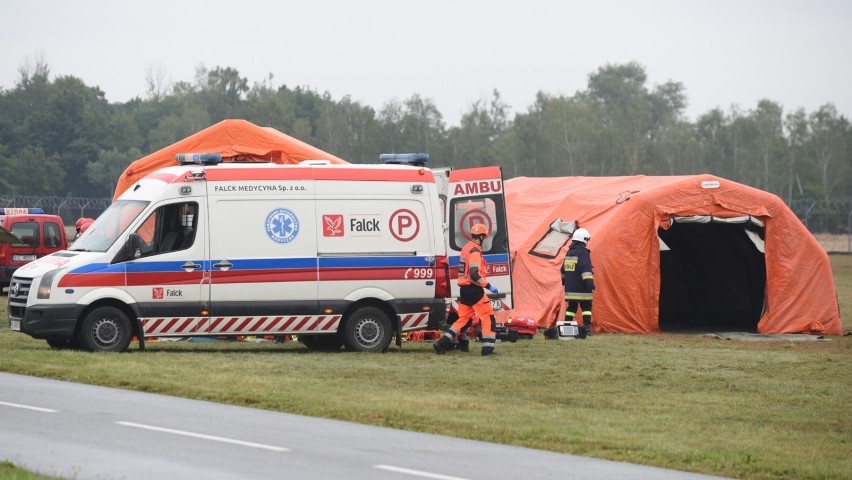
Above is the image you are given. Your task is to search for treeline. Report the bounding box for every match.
[0,60,850,210]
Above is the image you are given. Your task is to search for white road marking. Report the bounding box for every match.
[374,465,471,480]
[0,400,58,413]
[116,421,289,452]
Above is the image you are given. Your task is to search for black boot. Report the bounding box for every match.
[433,335,452,355]
[458,337,470,352]
[544,327,558,340]
[481,346,499,356]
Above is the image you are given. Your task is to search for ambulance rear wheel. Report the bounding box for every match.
[343,307,392,352]
[79,306,133,352]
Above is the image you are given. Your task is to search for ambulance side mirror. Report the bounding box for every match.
[112,234,144,264]
[128,234,144,259]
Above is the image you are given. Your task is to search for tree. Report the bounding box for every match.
[144,62,170,101]
[783,108,809,204]
[378,95,446,159]
[198,65,249,122]
[86,147,143,196]
[808,104,850,201]
[3,147,65,195]
[751,99,786,193]
[648,81,691,174]
[586,62,655,174]
[316,95,379,163]
[537,93,599,175]
[451,90,510,169]
[695,108,731,178]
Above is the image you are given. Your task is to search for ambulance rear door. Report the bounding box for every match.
[447,166,512,310]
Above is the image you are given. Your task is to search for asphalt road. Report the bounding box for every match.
[0,372,731,480]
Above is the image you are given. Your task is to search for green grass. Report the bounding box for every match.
[1,255,850,480]
[0,461,55,480]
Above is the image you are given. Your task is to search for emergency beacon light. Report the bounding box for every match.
[0,208,46,215]
[176,153,223,165]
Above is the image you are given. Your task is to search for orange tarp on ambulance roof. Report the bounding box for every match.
[113,119,348,200]
[505,174,842,335]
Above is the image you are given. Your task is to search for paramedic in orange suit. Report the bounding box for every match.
[434,223,499,356]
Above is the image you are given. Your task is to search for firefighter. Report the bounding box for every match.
[561,227,595,337]
[74,217,94,239]
[434,223,500,356]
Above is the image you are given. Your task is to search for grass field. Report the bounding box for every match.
[1,256,850,480]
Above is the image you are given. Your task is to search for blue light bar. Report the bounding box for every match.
[379,153,430,166]
[176,153,223,165]
[0,208,46,215]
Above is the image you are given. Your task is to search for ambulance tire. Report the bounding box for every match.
[299,334,343,351]
[343,307,392,353]
[79,306,134,352]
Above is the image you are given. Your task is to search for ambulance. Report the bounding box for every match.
[7,154,512,352]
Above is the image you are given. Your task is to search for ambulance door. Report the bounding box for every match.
[127,199,209,336]
[206,196,319,334]
[447,167,513,309]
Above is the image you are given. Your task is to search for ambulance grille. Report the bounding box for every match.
[7,277,31,320]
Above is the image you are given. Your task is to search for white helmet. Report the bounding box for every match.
[572,228,591,243]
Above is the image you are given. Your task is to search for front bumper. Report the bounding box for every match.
[12,304,82,339]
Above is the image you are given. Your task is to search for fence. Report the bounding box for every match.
[3,195,851,252]
[790,200,852,253]
[0,194,111,228]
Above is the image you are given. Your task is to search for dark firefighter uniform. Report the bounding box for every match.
[561,239,595,336]
[434,234,498,356]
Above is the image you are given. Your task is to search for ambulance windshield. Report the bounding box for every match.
[71,200,149,252]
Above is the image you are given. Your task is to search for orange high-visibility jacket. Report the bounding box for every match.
[457,241,488,287]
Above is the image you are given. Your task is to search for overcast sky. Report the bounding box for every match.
[2,0,850,126]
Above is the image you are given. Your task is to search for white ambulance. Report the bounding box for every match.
[8,154,512,352]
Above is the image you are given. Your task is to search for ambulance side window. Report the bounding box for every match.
[134,202,198,257]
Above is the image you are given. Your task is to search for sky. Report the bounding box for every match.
[2,0,851,127]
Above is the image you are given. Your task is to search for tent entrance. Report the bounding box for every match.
[657,217,766,333]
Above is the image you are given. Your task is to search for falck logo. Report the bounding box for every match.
[322,215,344,237]
[266,208,300,244]
[10,282,18,296]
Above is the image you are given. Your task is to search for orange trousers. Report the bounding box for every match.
[452,294,496,339]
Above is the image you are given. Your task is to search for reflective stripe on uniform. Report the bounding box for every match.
[565,292,593,301]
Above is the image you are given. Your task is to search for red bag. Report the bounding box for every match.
[504,316,537,338]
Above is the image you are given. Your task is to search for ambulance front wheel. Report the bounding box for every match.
[343,307,392,353]
[79,306,134,352]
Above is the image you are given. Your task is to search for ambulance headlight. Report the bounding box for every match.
[37,268,64,299]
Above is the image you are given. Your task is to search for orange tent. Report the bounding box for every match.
[113,119,348,200]
[505,174,842,335]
